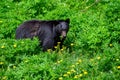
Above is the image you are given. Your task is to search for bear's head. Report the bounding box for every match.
[55,18,70,39]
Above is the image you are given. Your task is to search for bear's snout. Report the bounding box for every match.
[61,31,67,38]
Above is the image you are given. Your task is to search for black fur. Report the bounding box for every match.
[16,19,70,51]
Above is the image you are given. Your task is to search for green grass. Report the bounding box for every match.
[0,0,120,80]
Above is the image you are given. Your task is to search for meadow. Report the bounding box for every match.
[0,0,120,80]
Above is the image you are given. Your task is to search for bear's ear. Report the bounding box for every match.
[65,18,70,23]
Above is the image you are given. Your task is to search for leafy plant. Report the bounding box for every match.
[0,0,120,80]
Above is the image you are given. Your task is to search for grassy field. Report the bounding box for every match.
[0,0,120,80]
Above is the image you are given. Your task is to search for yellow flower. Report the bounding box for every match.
[57,42,61,45]
[59,77,63,80]
[57,60,63,64]
[109,44,112,47]
[2,76,7,80]
[76,62,80,65]
[54,46,57,49]
[83,71,88,75]
[90,59,94,61]
[74,75,79,79]
[70,43,74,46]
[117,66,120,69]
[60,48,64,51]
[60,60,63,62]
[57,61,60,64]
[70,69,76,73]
[1,45,5,48]
[13,66,16,69]
[116,59,119,61]
[63,74,68,77]
[97,56,101,60]
[47,49,52,52]
[71,65,75,68]
[76,59,82,64]
[78,59,82,63]
[67,71,71,75]
[13,44,17,48]
[0,62,4,65]
[79,74,83,77]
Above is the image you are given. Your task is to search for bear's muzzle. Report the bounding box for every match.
[61,31,66,38]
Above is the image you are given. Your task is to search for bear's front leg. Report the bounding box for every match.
[42,38,54,51]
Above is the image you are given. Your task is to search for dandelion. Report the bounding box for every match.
[47,49,52,52]
[13,65,16,69]
[79,74,83,77]
[70,69,76,73]
[97,56,101,60]
[1,45,5,48]
[116,59,119,61]
[0,62,4,65]
[57,60,63,64]
[109,44,112,47]
[60,60,63,62]
[83,71,88,75]
[78,59,82,63]
[13,44,17,48]
[60,48,64,51]
[90,59,94,61]
[70,43,74,46]
[63,74,68,77]
[76,62,80,65]
[71,64,75,68]
[57,61,60,64]
[67,71,71,75]
[76,59,82,64]
[74,75,79,79]
[54,46,57,49]
[2,76,7,80]
[57,42,61,45]
[117,66,120,69]
[59,77,63,80]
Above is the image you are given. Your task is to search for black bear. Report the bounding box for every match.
[16,18,70,51]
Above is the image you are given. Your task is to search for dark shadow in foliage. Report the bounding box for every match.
[98,57,113,72]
